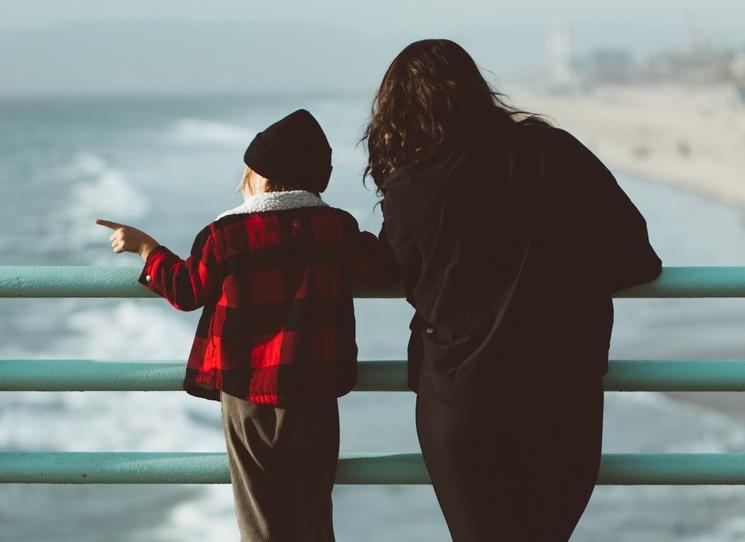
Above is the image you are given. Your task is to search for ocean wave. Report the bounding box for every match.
[169,118,253,146]
[603,391,745,453]
[0,298,235,540]
[150,486,239,542]
[63,152,150,248]
[0,301,224,452]
[59,300,193,359]
[68,153,149,217]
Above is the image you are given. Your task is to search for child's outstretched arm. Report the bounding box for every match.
[96,219,219,311]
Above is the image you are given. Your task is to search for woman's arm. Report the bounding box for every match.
[349,220,401,288]
[550,130,663,294]
[96,219,220,311]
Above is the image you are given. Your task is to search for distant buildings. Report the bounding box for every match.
[546,18,745,102]
[643,49,735,85]
[573,49,636,86]
[557,40,745,103]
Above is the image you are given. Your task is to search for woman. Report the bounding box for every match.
[363,39,662,541]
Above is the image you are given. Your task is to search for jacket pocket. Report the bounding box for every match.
[419,314,472,374]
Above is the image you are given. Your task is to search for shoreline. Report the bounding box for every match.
[611,162,745,213]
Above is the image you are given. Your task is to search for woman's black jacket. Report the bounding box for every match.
[381,120,662,404]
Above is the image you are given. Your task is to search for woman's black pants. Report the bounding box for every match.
[415,377,604,541]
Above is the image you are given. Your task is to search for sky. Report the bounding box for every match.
[1,0,744,95]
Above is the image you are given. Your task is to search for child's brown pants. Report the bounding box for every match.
[220,391,339,542]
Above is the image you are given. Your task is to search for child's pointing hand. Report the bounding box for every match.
[96,219,160,262]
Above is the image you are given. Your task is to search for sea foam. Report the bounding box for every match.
[63,152,150,251]
[0,300,224,452]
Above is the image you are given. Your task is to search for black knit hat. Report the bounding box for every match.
[244,109,332,193]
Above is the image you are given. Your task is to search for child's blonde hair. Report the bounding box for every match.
[236,167,303,194]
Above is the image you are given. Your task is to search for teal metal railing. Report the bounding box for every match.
[2,265,745,485]
[2,265,745,298]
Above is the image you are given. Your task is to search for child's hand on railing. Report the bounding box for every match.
[95,219,160,262]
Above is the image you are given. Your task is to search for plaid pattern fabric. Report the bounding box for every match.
[139,204,398,404]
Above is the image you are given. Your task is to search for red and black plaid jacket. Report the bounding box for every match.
[138,193,399,405]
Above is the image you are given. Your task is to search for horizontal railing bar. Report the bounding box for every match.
[0,360,407,392]
[3,359,745,392]
[0,266,401,298]
[2,452,745,485]
[606,360,745,391]
[1,266,744,298]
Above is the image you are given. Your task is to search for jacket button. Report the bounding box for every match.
[145,274,152,283]
[425,327,434,335]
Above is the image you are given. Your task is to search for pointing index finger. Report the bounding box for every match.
[96,219,125,230]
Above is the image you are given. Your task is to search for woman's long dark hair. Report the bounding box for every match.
[362,39,548,194]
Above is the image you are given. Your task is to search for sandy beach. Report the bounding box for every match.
[516,84,745,207]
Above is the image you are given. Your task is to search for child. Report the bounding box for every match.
[96,109,399,541]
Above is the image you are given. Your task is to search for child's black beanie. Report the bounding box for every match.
[244,109,332,193]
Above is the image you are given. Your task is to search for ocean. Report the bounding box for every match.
[2,93,745,541]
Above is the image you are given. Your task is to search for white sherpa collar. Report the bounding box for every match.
[216,190,328,220]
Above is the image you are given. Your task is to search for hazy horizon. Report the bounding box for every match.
[2,1,744,96]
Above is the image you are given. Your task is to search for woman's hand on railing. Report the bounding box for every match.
[95,219,160,262]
